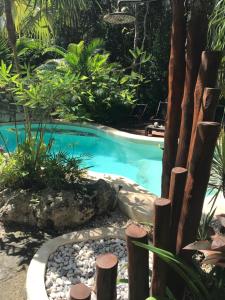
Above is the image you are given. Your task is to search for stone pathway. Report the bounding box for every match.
[0,224,52,300]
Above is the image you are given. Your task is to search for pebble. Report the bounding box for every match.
[45,238,153,300]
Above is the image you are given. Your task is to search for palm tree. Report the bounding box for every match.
[0,0,98,43]
[3,0,19,71]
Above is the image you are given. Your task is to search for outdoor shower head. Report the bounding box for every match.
[103,0,156,25]
[103,12,136,25]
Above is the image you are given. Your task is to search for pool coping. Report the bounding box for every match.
[87,170,156,223]
[26,227,125,300]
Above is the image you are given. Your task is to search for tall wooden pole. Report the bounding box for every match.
[176,122,220,255]
[161,0,186,197]
[197,87,221,122]
[187,51,221,165]
[125,224,149,300]
[151,198,171,299]
[175,3,208,168]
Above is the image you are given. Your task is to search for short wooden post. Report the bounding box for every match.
[95,253,118,300]
[125,224,149,300]
[70,283,91,300]
[167,168,187,299]
[198,87,221,122]
[169,167,187,254]
[151,198,171,299]
[177,122,220,256]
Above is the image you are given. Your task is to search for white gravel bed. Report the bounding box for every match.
[45,238,153,300]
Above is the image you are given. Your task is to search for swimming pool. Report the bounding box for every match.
[0,123,163,195]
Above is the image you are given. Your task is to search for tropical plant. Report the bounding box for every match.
[209,129,225,206]
[135,241,210,300]
[135,239,225,300]
[41,39,140,123]
[0,0,89,41]
[0,131,87,190]
[208,0,225,99]
[208,0,225,51]
[0,61,87,190]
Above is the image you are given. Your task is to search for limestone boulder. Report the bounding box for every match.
[0,179,117,230]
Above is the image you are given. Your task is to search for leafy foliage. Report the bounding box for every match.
[40,39,141,123]
[208,0,225,51]
[0,34,11,65]
[136,239,225,300]
[135,241,210,300]
[0,131,86,190]
[0,61,86,191]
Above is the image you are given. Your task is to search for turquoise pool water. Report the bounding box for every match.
[0,124,163,195]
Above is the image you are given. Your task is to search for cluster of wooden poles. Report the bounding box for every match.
[157,0,223,299]
[68,224,150,300]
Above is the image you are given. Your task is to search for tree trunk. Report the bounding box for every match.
[161,0,186,197]
[133,4,143,50]
[175,2,208,168]
[4,0,19,72]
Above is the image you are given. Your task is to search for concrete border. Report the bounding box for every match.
[26,227,125,300]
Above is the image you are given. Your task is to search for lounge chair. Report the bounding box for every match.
[145,100,167,136]
[130,103,148,122]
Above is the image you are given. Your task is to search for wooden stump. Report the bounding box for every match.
[151,198,171,299]
[70,283,91,300]
[95,253,118,300]
[177,122,220,255]
[125,224,149,300]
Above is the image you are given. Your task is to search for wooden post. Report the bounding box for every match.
[151,198,171,299]
[187,51,222,165]
[198,87,221,122]
[125,224,149,300]
[175,4,208,168]
[95,253,118,300]
[176,122,220,255]
[169,167,187,254]
[161,0,186,198]
[167,168,187,299]
[70,283,91,300]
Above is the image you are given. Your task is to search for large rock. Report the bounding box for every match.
[0,179,117,230]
